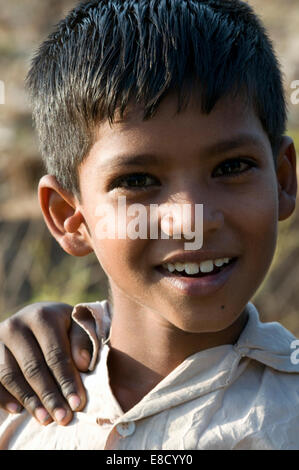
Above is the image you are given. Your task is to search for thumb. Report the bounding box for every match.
[69,322,93,372]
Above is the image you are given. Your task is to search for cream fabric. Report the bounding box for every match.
[0,300,299,450]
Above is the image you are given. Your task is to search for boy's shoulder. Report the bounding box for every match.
[73,299,299,376]
[72,300,112,371]
[235,302,299,374]
[1,301,299,450]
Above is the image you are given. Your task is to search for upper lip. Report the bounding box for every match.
[158,251,239,266]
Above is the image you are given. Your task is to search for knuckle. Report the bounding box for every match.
[22,359,43,381]
[0,317,22,339]
[21,393,38,409]
[0,367,19,389]
[57,377,76,395]
[40,390,60,409]
[45,347,71,370]
[32,306,51,324]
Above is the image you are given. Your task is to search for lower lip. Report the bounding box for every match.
[154,258,239,297]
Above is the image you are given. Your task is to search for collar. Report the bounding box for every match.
[73,300,299,421]
[234,302,299,373]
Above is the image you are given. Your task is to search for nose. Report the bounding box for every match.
[159,187,224,241]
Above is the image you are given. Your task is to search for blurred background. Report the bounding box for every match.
[0,0,299,334]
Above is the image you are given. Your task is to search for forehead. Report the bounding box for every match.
[87,93,272,167]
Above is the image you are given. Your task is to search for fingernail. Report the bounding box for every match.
[54,408,67,423]
[68,394,81,411]
[80,349,90,362]
[6,402,20,414]
[35,407,50,424]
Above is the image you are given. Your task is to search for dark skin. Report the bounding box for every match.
[43,94,296,412]
[0,94,297,423]
[0,303,92,425]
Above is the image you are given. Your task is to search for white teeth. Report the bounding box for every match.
[199,260,214,273]
[185,263,200,275]
[214,258,226,267]
[167,263,175,272]
[162,257,232,274]
[214,257,231,267]
[174,262,185,272]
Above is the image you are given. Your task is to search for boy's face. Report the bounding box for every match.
[55,94,296,334]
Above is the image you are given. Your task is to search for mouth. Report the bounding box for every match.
[154,257,239,296]
[156,256,237,277]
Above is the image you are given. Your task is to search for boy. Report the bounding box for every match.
[0,0,299,449]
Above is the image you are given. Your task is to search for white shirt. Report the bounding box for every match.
[0,300,299,450]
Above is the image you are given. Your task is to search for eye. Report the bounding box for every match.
[109,173,161,191]
[212,158,257,178]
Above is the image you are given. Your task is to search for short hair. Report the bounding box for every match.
[26,0,287,196]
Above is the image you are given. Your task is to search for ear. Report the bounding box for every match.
[38,175,94,257]
[276,136,298,221]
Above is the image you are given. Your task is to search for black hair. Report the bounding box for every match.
[26,0,287,196]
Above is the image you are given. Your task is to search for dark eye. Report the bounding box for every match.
[213,158,257,178]
[109,173,160,190]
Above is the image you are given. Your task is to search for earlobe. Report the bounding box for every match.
[276,136,298,221]
[38,175,94,257]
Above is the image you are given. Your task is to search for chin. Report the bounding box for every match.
[163,302,242,334]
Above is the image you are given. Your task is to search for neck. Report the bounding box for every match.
[106,293,248,412]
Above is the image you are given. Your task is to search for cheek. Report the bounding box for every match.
[83,197,153,287]
[92,236,150,282]
[248,204,278,272]
[227,172,278,244]
[246,184,278,247]
[233,183,278,286]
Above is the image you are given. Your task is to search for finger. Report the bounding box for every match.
[3,331,74,426]
[0,348,53,425]
[0,381,23,414]
[30,319,88,413]
[69,321,93,372]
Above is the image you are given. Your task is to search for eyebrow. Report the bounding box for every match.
[99,152,160,171]
[205,133,267,156]
[99,133,267,170]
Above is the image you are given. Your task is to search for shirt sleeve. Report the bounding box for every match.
[71,301,112,371]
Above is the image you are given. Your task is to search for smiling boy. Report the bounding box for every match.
[0,0,299,450]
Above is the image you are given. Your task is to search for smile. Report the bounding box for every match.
[155,257,239,296]
[162,257,233,276]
